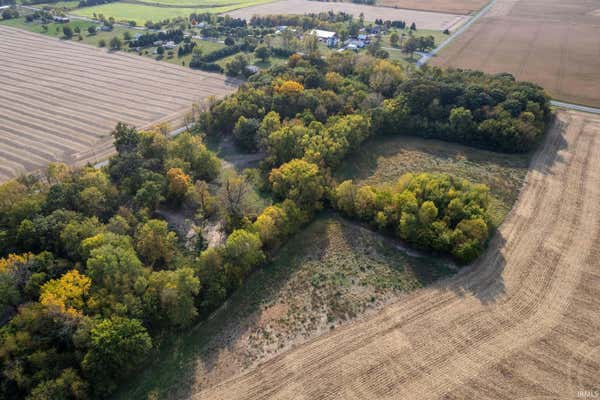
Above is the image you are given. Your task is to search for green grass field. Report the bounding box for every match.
[116,213,452,400]
[0,17,139,46]
[336,135,531,227]
[72,0,275,24]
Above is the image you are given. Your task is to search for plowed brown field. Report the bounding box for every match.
[431,0,600,108]
[193,110,600,399]
[0,25,238,182]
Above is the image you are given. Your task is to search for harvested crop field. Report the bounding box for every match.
[431,0,600,107]
[375,0,487,15]
[194,109,600,399]
[224,0,468,30]
[0,25,238,182]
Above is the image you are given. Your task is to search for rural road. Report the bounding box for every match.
[416,0,600,116]
[416,0,498,67]
[194,109,600,399]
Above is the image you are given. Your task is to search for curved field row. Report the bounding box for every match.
[0,25,238,182]
[194,110,600,399]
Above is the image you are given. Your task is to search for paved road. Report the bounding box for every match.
[550,100,600,115]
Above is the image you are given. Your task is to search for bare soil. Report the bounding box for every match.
[224,0,468,29]
[431,0,600,108]
[0,25,238,182]
[376,0,488,15]
[194,109,600,399]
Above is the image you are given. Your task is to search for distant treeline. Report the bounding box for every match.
[129,29,184,48]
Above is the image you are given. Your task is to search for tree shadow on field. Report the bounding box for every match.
[529,113,568,176]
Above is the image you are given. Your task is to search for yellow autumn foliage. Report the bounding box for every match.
[40,269,92,316]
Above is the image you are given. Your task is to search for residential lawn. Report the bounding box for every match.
[335,135,531,227]
[141,39,226,66]
[71,0,275,25]
[115,212,452,400]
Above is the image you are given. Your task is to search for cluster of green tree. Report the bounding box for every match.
[198,43,247,62]
[374,19,407,29]
[372,69,551,152]
[249,11,352,29]
[129,29,184,48]
[1,6,18,19]
[177,38,196,57]
[390,34,435,55]
[334,173,492,263]
[0,124,225,399]
[78,0,118,8]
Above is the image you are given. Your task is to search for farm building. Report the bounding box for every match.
[53,16,70,23]
[310,29,338,47]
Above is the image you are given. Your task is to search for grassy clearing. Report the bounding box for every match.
[214,50,288,69]
[117,213,452,400]
[335,135,530,226]
[72,0,275,25]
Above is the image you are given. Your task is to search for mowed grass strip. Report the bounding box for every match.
[335,135,530,226]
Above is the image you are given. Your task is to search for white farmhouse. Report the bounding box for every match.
[310,29,338,47]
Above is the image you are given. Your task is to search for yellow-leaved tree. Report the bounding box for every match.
[40,269,91,316]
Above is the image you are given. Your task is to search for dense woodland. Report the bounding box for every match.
[0,51,551,399]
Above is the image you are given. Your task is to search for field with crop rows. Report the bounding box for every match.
[224,0,468,29]
[0,25,238,182]
[432,0,600,107]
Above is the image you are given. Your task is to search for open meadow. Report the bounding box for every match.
[193,109,600,400]
[431,0,600,108]
[0,24,238,182]
[224,0,468,30]
[72,0,276,25]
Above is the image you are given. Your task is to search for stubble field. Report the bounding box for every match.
[431,0,600,108]
[0,25,238,182]
[375,0,488,15]
[195,109,600,399]
[224,0,468,30]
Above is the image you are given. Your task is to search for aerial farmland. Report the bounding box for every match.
[0,25,237,181]
[0,0,599,399]
[431,0,600,107]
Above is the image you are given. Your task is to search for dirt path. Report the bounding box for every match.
[193,110,600,399]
